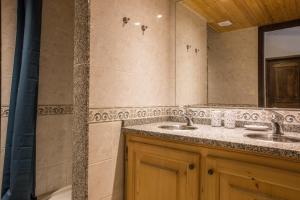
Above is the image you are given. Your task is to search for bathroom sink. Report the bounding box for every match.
[158,125,198,130]
[244,133,300,143]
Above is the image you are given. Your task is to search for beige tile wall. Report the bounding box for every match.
[1,0,74,196]
[88,122,124,200]
[1,0,16,105]
[175,3,207,105]
[89,0,175,108]
[39,0,74,105]
[88,0,175,199]
[207,27,258,106]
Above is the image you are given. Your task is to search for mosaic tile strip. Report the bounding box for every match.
[194,103,258,108]
[73,0,90,199]
[89,106,177,123]
[122,116,171,127]
[1,105,73,117]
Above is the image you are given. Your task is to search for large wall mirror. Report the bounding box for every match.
[175,0,300,109]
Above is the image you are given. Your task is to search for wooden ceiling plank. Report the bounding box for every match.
[200,0,232,23]
[183,0,221,23]
[200,0,247,31]
[277,0,292,22]
[285,0,300,20]
[263,0,287,23]
[231,0,260,26]
[296,0,300,17]
[182,0,223,32]
[240,0,273,26]
[182,0,300,32]
[284,0,294,19]
[183,0,235,31]
[219,0,255,28]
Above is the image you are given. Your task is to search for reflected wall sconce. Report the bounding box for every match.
[157,14,163,19]
[186,45,192,52]
[195,48,200,54]
[141,25,148,35]
[122,17,130,27]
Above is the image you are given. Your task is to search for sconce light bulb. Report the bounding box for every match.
[157,14,163,19]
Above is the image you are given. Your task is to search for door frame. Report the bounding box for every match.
[258,19,300,107]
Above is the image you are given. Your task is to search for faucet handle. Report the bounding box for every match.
[179,105,190,115]
[185,107,194,117]
[269,110,284,135]
[270,110,284,123]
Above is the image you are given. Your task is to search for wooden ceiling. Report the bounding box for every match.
[182,0,300,32]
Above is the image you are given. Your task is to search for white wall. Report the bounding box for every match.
[265,26,300,58]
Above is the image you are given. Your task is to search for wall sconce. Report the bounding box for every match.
[195,48,200,54]
[141,25,148,35]
[122,17,130,27]
[186,45,192,52]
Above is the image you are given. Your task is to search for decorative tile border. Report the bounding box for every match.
[188,107,300,125]
[38,105,73,115]
[89,106,177,123]
[88,106,300,126]
[4,104,297,125]
[236,109,268,122]
[1,105,73,117]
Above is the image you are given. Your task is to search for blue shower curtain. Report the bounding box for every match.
[1,0,42,199]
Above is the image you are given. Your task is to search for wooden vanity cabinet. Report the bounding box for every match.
[125,134,300,200]
[126,140,200,200]
[205,156,300,200]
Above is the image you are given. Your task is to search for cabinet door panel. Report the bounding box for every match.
[135,152,186,200]
[205,156,300,200]
[127,142,200,200]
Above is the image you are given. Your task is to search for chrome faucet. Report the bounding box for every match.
[269,110,284,136]
[182,106,194,126]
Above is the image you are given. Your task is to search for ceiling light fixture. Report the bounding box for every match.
[217,20,232,27]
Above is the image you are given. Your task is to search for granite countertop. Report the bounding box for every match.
[122,122,300,161]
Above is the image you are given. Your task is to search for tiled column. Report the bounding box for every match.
[73,0,90,200]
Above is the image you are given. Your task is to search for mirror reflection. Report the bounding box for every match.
[176,1,300,108]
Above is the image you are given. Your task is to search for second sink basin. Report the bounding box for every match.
[245,133,300,143]
[158,125,198,130]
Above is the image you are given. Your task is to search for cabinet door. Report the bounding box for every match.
[126,142,200,200]
[205,156,300,200]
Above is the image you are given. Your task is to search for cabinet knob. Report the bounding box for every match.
[208,169,214,175]
[189,163,195,170]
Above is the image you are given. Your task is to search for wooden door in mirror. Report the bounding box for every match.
[266,56,300,108]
